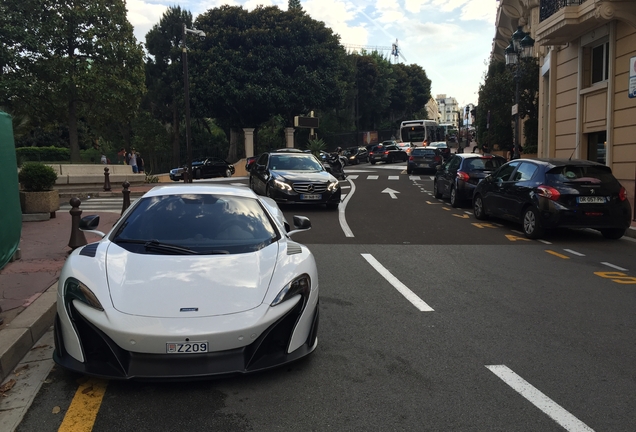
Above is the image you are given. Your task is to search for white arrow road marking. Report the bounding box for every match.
[486,365,595,432]
[382,188,400,199]
[361,254,434,312]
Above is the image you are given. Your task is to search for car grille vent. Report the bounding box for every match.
[287,242,303,255]
[293,182,327,193]
[79,243,99,257]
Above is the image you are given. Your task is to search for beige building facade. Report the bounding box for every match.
[493,0,636,218]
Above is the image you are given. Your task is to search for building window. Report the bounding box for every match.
[587,131,606,165]
[591,41,609,84]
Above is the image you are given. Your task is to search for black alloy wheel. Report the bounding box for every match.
[473,194,487,220]
[433,181,442,199]
[522,206,544,239]
[224,168,232,177]
[450,187,459,208]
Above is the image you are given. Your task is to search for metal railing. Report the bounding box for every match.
[540,0,589,22]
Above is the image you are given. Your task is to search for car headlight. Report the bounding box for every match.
[64,278,104,311]
[327,181,339,191]
[349,156,355,160]
[273,178,292,191]
[271,274,311,306]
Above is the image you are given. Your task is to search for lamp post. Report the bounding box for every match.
[181,24,206,183]
[505,26,534,160]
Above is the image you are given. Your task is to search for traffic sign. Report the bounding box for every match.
[294,116,319,128]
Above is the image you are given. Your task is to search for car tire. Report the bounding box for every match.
[450,187,460,208]
[600,228,626,239]
[433,180,442,199]
[522,206,544,239]
[387,156,393,164]
[194,169,202,180]
[224,168,232,177]
[407,167,412,175]
[473,194,487,220]
[370,160,376,165]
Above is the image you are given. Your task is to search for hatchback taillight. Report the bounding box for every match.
[619,187,627,201]
[434,156,441,162]
[457,171,469,181]
[384,151,389,155]
[408,156,414,161]
[537,185,561,201]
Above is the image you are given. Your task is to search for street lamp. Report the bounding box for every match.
[505,26,534,160]
[181,24,206,183]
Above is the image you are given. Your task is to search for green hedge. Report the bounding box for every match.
[16,146,70,165]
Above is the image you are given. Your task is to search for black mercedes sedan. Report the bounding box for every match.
[170,157,234,181]
[472,158,632,239]
[249,150,341,209]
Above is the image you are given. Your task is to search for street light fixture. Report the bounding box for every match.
[505,26,534,160]
[181,25,206,183]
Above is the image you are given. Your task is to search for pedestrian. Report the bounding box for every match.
[117,148,126,164]
[482,143,490,154]
[129,149,138,173]
[100,154,107,164]
[137,152,144,173]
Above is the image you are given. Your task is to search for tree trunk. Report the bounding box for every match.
[227,128,240,163]
[68,95,81,163]
[172,101,181,167]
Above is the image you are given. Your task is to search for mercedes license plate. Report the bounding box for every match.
[577,196,605,204]
[166,341,208,354]
[301,194,322,200]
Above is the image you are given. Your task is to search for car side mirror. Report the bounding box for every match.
[287,215,311,236]
[79,215,106,238]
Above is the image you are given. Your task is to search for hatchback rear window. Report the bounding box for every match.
[546,165,618,185]
[464,157,504,171]
[411,149,436,156]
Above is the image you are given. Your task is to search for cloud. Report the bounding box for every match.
[304,0,369,45]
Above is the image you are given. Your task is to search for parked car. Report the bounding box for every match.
[407,147,443,174]
[434,153,506,207]
[472,158,632,239]
[428,141,451,160]
[369,144,408,164]
[170,157,234,181]
[249,150,342,209]
[397,142,415,155]
[344,146,369,165]
[53,184,319,379]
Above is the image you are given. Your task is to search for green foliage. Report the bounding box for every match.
[16,146,70,164]
[0,0,146,162]
[256,115,286,154]
[476,60,513,151]
[18,162,58,191]
[288,0,302,10]
[306,137,326,157]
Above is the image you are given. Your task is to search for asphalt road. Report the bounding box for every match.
[13,162,636,432]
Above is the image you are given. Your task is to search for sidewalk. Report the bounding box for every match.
[0,184,155,382]
[1,182,635,383]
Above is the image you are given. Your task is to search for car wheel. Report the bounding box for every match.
[194,169,202,180]
[433,181,442,199]
[522,206,544,239]
[407,167,412,175]
[370,160,376,165]
[224,168,232,177]
[473,194,487,220]
[600,228,626,239]
[450,187,460,208]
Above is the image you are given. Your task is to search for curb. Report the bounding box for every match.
[0,285,57,383]
[627,226,636,240]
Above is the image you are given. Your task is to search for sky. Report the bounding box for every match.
[126,0,498,107]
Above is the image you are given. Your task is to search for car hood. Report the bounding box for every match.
[273,170,334,182]
[105,242,279,318]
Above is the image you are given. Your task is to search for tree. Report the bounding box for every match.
[288,0,302,11]
[476,60,513,152]
[192,5,350,156]
[0,0,145,162]
[144,6,193,167]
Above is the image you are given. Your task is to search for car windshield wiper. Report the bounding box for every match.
[113,238,230,255]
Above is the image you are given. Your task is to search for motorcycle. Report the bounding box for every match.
[323,152,347,180]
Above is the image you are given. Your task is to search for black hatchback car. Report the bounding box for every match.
[344,146,369,165]
[434,153,506,207]
[472,158,632,239]
[407,147,443,174]
[249,150,342,209]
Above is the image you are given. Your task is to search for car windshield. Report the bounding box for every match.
[465,157,504,171]
[345,148,359,155]
[429,142,447,148]
[111,194,279,255]
[546,164,618,185]
[269,154,324,171]
[411,148,436,156]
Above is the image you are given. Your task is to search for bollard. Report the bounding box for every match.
[68,197,87,250]
[103,167,111,191]
[121,181,131,216]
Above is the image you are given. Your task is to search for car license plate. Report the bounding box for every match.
[301,194,322,200]
[166,341,208,354]
[577,196,605,204]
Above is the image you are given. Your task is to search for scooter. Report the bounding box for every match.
[324,152,347,180]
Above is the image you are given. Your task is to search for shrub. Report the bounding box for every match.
[306,138,326,158]
[18,162,58,191]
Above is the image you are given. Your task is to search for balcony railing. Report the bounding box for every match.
[540,0,589,22]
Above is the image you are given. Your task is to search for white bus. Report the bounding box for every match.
[399,120,442,145]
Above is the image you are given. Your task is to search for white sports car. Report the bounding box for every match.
[54,185,319,379]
